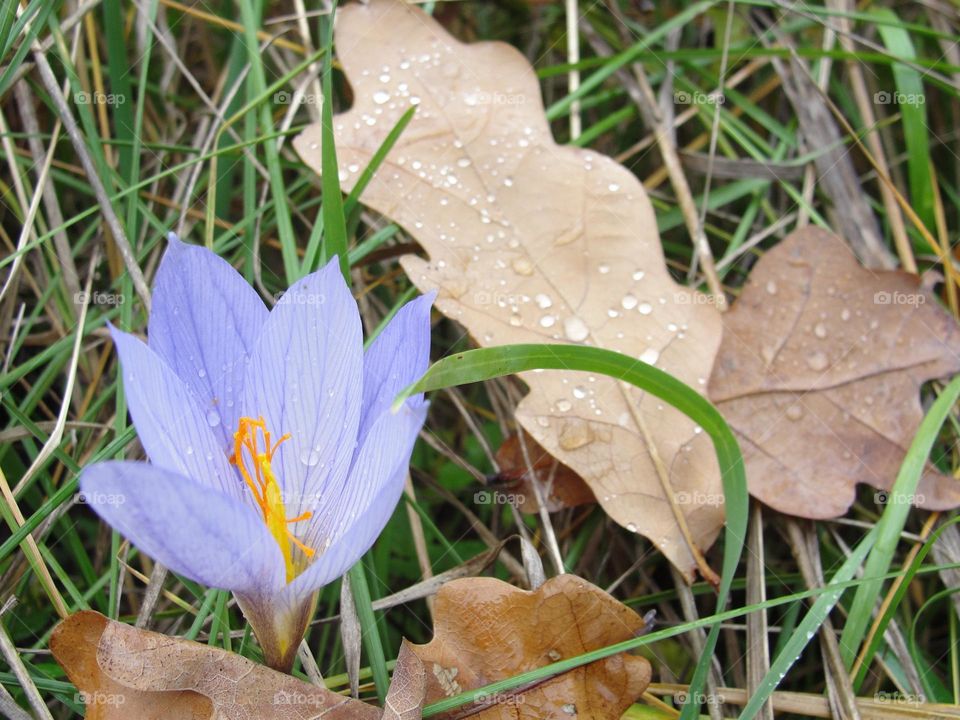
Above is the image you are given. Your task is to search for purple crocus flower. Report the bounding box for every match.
[80,234,432,671]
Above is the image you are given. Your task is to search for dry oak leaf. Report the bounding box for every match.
[294,0,724,580]
[409,574,651,719]
[492,431,596,513]
[382,641,426,720]
[709,227,960,518]
[51,610,383,720]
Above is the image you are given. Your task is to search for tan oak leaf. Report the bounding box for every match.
[295,0,724,581]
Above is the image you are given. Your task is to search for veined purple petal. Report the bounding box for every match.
[285,401,427,602]
[359,291,434,443]
[240,258,363,525]
[149,234,268,449]
[110,326,242,501]
[80,461,285,596]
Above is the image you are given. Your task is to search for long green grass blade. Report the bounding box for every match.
[840,374,960,668]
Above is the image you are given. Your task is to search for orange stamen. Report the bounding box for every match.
[231,416,314,580]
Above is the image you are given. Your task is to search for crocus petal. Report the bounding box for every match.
[359,291,434,443]
[286,401,427,602]
[148,234,268,449]
[80,461,285,596]
[241,259,363,522]
[110,326,242,501]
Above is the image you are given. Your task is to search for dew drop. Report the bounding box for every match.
[637,302,653,315]
[639,348,659,365]
[539,315,556,328]
[786,405,804,421]
[556,399,572,412]
[300,449,322,467]
[512,257,534,276]
[621,294,638,310]
[572,386,587,400]
[608,183,620,192]
[841,308,851,321]
[814,322,828,339]
[626,522,638,533]
[598,263,610,274]
[373,90,390,105]
[563,316,589,342]
[632,270,645,281]
[535,293,553,309]
[766,280,778,295]
[806,351,829,371]
[206,410,221,428]
[197,368,207,379]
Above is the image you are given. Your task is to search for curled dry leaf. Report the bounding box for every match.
[295,0,724,580]
[51,610,381,719]
[709,227,960,518]
[492,431,595,513]
[382,641,426,720]
[409,574,651,719]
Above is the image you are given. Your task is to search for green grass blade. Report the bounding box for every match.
[738,526,879,719]
[874,7,934,233]
[302,105,415,274]
[318,2,349,283]
[347,561,390,704]
[840,374,960,668]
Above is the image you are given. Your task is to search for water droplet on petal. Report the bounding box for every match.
[206,410,221,428]
[300,449,322,467]
[197,368,207,379]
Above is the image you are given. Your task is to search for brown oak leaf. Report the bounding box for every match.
[492,431,596,513]
[709,227,960,518]
[51,610,408,719]
[409,574,652,719]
